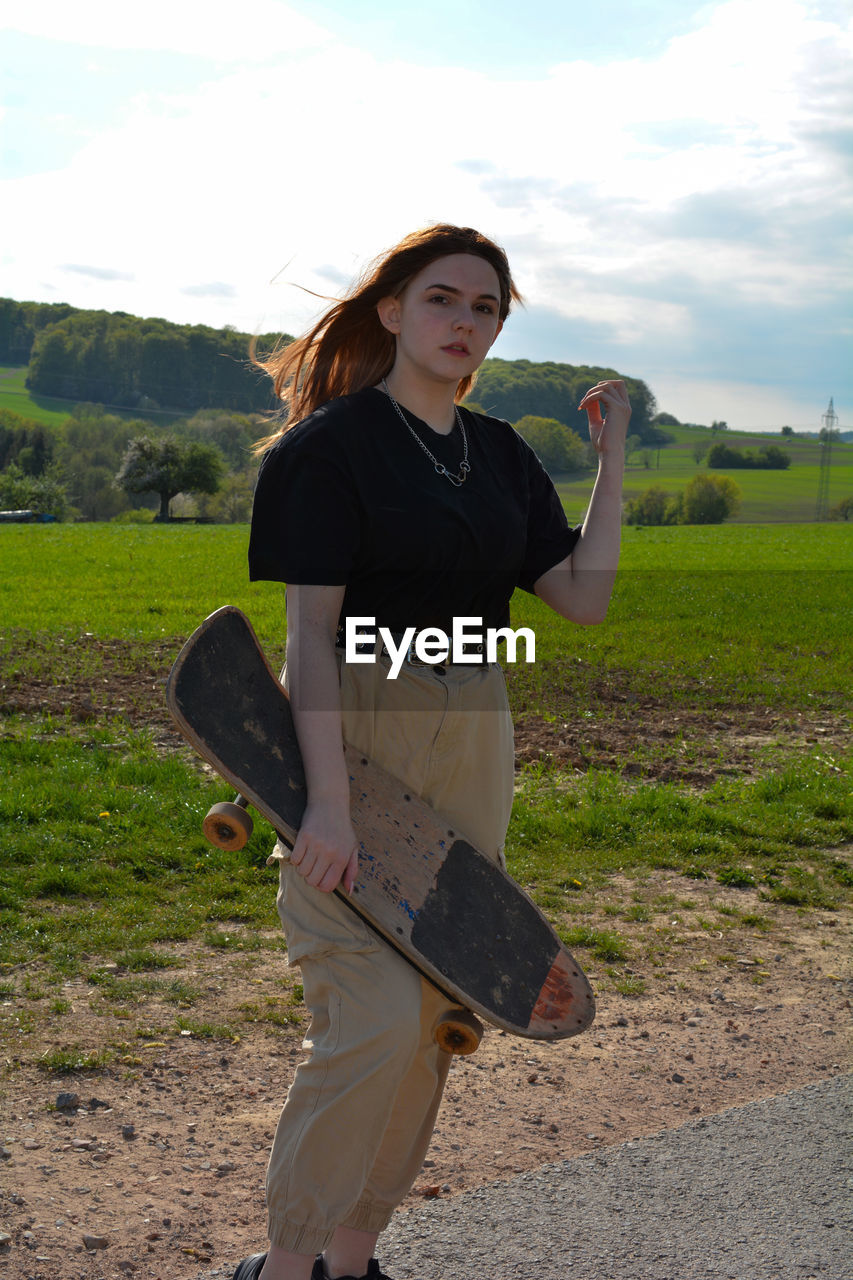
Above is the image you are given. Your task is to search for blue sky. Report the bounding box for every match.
[1,0,850,429]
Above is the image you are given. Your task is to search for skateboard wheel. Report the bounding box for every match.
[202,801,254,851]
[434,1008,483,1056]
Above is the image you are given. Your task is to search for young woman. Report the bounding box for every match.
[236,224,630,1280]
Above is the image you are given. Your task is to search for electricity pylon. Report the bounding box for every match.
[815,397,837,521]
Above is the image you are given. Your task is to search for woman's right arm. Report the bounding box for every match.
[284,583,359,894]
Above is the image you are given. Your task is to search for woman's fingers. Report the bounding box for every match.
[290,810,358,893]
[578,379,632,453]
[342,846,360,896]
[578,379,630,415]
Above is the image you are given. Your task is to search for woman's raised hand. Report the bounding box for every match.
[578,379,631,457]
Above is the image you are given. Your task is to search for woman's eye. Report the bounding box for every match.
[428,294,448,304]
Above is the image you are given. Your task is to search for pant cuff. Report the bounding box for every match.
[267,1215,335,1257]
[341,1198,394,1235]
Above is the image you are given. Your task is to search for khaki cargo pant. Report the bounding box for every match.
[265,652,514,1255]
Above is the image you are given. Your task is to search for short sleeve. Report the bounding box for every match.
[517,445,582,592]
[248,432,361,584]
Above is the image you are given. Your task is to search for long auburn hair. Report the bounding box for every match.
[251,224,521,452]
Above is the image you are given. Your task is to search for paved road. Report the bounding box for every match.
[380,1074,851,1279]
[201,1076,850,1279]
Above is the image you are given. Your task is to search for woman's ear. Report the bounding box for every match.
[376,295,402,334]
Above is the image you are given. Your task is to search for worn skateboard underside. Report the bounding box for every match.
[166,607,595,1040]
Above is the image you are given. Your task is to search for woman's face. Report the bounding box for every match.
[378,253,504,387]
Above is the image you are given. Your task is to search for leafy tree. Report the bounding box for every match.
[514,415,588,474]
[0,410,54,473]
[182,409,261,468]
[682,474,741,524]
[115,436,224,519]
[623,485,670,525]
[197,468,256,523]
[0,462,69,519]
[53,406,143,520]
[829,496,853,521]
[757,444,791,469]
[72,465,129,522]
[707,442,740,467]
[0,297,78,364]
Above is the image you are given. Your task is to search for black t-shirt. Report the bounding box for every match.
[248,387,580,632]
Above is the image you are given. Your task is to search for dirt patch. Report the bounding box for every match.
[512,706,846,784]
[0,638,179,750]
[1,637,848,786]
[1,639,851,1277]
[1,877,850,1280]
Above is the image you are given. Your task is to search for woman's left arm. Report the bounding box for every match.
[533,378,631,625]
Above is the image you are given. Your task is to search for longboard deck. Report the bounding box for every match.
[166,607,595,1041]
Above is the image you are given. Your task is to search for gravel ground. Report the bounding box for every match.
[377,1075,852,1280]
[197,1075,851,1279]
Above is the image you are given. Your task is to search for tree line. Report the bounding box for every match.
[1,297,658,436]
[30,313,284,413]
[0,295,672,520]
[0,298,79,365]
[706,442,791,469]
[469,358,660,443]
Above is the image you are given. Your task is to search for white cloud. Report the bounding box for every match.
[0,0,331,59]
[647,373,832,431]
[1,0,850,426]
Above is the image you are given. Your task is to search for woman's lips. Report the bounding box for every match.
[442,343,470,356]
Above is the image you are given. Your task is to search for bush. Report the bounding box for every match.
[707,442,790,469]
[110,508,156,523]
[682,474,741,523]
[624,486,670,525]
[514,415,589,473]
[624,475,740,526]
[0,461,69,519]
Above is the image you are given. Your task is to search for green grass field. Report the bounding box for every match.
[0,365,189,428]
[1,521,850,1002]
[2,522,850,709]
[556,426,853,523]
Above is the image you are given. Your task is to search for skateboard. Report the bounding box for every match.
[166,606,595,1054]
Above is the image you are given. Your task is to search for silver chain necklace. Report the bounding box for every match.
[381,379,471,487]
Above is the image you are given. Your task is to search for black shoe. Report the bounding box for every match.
[312,1257,392,1280]
[364,1263,392,1280]
[233,1254,267,1280]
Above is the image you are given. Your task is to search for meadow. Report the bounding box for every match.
[556,427,853,523]
[0,364,184,428]
[1,519,850,1003]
